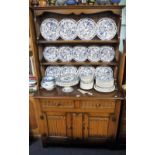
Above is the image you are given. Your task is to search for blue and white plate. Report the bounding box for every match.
[87,46,100,62]
[59,19,77,40]
[60,66,78,77]
[73,46,88,62]
[77,18,96,40]
[40,18,59,41]
[100,46,115,62]
[95,66,113,81]
[43,46,59,62]
[56,66,79,87]
[45,66,61,79]
[78,66,95,82]
[96,18,117,40]
[59,46,73,62]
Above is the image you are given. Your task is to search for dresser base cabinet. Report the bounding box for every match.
[34,98,121,146]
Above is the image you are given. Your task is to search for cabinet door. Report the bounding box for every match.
[72,113,83,139]
[45,112,71,138]
[84,113,116,139]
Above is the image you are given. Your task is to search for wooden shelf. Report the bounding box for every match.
[37,39,119,45]
[34,86,123,100]
[40,59,118,66]
[31,5,125,10]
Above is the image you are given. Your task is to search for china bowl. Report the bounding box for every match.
[41,76,55,90]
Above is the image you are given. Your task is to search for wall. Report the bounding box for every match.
[119,0,126,52]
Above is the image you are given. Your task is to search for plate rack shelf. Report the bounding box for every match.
[30,5,125,147]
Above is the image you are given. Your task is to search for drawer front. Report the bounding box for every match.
[80,100,115,110]
[40,99,75,109]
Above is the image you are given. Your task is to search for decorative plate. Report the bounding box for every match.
[56,76,79,87]
[45,66,61,79]
[80,80,94,90]
[40,18,59,41]
[95,66,113,81]
[73,46,88,62]
[43,46,59,62]
[59,19,77,40]
[100,46,115,62]
[62,87,74,93]
[94,84,115,93]
[96,18,117,40]
[59,46,73,62]
[77,18,97,40]
[87,46,100,62]
[96,78,114,88]
[60,66,78,77]
[78,66,95,82]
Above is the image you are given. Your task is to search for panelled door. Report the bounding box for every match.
[44,112,71,138]
[83,113,117,139]
[42,112,117,140]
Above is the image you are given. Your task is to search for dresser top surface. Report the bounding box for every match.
[34,86,123,100]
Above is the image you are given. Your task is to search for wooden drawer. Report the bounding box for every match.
[79,100,115,110]
[40,99,75,109]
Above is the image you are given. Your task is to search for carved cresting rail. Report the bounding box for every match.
[31,5,124,16]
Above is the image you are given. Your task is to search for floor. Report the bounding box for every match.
[29,138,126,155]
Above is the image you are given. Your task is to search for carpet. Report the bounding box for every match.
[29,138,126,155]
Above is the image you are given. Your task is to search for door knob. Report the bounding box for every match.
[40,115,44,120]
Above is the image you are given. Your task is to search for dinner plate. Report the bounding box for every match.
[45,66,61,79]
[60,66,78,77]
[80,80,94,90]
[96,78,114,88]
[43,46,59,62]
[40,18,59,41]
[96,18,117,40]
[100,46,115,62]
[73,46,88,62]
[56,76,79,87]
[59,46,73,62]
[95,66,113,81]
[78,66,95,82]
[77,18,96,40]
[59,18,77,40]
[87,46,100,62]
[94,84,115,93]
